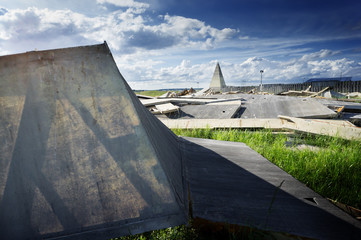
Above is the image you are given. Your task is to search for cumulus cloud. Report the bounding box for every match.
[97,0,149,9]
[0,7,7,15]
[160,15,237,47]
[0,7,97,50]
[230,53,359,85]
[300,49,341,61]
[0,5,360,90]
[0,6,238,54]
[96,0,149,9]
[122,50,361,90]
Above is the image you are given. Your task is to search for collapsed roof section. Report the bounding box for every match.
[0,42,186,239]
[209,62,226,88]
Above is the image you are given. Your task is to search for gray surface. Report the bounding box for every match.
[163,104,242,119]
[239,95,336,119]
[315,98,361,107]
[200,94,337,119]
[0,43,186,239]
[180,137,361,240]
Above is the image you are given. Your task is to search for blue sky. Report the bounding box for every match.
[1,0,361,89]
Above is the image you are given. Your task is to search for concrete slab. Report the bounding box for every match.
[238,95,336,119]
[198,94,337,119]
[0,43,186,239]
[166,104,242,119]
[180,137,361,240]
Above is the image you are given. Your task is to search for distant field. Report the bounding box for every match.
[134,90,168,97]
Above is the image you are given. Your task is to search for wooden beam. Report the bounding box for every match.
[279,115,361,140]
[160,117,361,140]
[153,103,180,114]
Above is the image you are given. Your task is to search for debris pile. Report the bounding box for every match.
[279,86,330,97]
[139,86,361,140]
[159,88,196,98]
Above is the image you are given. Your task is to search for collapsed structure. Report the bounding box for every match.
[1,43,361,239]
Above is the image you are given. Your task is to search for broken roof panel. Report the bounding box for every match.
[165,104,242,119]
[235,94,337,119]
[0,43,186,239]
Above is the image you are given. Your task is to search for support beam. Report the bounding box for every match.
[160,117,361,140]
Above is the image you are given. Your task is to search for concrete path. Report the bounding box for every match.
[180,137,361,240]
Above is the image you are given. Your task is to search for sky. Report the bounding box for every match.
[1,0,361,89]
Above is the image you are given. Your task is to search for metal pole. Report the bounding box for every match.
[260,70,264,92]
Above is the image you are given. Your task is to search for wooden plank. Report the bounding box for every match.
[279,115,361,140]
[154,103,180,114]
[140,98,171,107]
[141,98,244,107]
[160,117,361,140]
[310,87,330,97]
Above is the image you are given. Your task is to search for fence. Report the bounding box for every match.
[222,80,361,95]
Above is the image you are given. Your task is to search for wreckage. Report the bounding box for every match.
[1,43,361,239]
[140,67,361,139]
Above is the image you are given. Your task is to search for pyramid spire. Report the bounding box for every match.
[209,62,226,88]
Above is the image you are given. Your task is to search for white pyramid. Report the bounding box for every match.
[209,62,226,88]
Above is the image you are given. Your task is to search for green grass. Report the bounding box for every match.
[113,225,198,240]
[134,90,169,97]
[173,128,361,209]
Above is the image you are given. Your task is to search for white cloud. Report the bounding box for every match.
[0,7,97,48]
[0,6,237,54]
[0,5,360,90]
[96,0,149,9]
[159,15,237,48]
[124,50,361,89]
[300,49,341,61]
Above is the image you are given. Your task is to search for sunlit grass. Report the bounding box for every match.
[134,90,168,97]
[113,225,198,240]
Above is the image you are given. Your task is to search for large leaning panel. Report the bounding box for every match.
[0,43,186,239]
